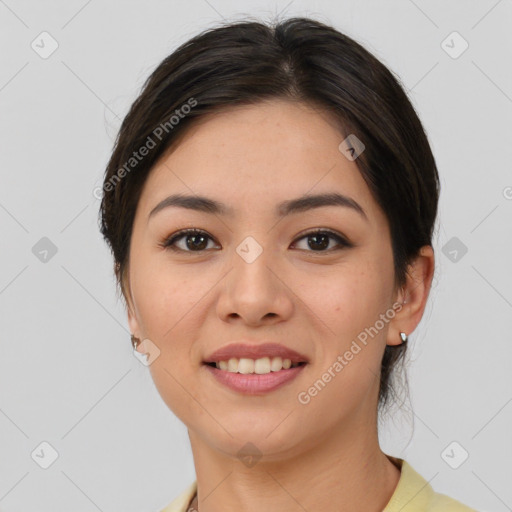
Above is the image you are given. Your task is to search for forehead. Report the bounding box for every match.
[137,99,382,224]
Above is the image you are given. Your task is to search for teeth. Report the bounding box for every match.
[270,357,283,372]
[228,358,239,372]
[254,357,270,374]
[238,358,254,374]
[214,356,300,374]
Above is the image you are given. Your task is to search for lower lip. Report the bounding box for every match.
[203,364,307,395]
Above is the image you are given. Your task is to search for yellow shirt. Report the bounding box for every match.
[160,457,477,511]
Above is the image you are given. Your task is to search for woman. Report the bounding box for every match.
[99,16,476,512]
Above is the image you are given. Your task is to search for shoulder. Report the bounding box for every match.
[159,480,197,512]
[384,458,477,512]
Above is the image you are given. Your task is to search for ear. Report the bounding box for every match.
[387,245,435,346]
[127,301,141,339]
[122,273,142,341]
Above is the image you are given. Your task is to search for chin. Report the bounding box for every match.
[193,419,303,460]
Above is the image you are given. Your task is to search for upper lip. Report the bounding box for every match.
[203,342,309,364]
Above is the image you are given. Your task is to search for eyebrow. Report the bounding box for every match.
[148,192,368,221]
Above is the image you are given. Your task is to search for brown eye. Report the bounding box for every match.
[292,229,351,252]
[162,229,218,252]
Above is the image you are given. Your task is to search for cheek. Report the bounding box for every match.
[300,262,388,342]
[294,267,390,418]
[298,257,393,403]
[130,253,219,371]
[130,250,191,342]
[133,260,205,420]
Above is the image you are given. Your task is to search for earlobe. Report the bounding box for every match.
[127,306,144,354]
[387,245,435,346]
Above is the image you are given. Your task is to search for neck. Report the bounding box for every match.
[187,413,401,512]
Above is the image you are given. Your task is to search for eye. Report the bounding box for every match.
[160,229,219,252]
[292,229,352,252]
[160,228,352,253]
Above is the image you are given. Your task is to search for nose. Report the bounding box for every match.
[216,239,294,327]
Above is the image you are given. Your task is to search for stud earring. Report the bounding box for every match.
[131,334,140,350]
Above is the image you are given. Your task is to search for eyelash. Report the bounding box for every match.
[160,228,352,254]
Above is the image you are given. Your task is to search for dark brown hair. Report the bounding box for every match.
[99,16,440,413]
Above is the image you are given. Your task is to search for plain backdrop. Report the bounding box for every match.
[0,1,511,511]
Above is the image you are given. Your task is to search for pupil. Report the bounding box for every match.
[309,233,329,250]
[187,233,207,250]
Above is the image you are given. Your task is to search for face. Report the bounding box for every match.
[126,99,408,459]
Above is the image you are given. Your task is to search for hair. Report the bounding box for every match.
[99,15,440,415]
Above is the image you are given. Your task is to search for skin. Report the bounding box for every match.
[125,98,435,512]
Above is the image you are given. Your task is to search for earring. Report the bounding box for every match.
[399,332,408,344]
[131,334,140,350]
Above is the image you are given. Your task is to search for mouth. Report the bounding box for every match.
[203,342,309,369]
[202,342,309,394]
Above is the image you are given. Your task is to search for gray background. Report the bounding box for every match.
[0,0,511,511]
